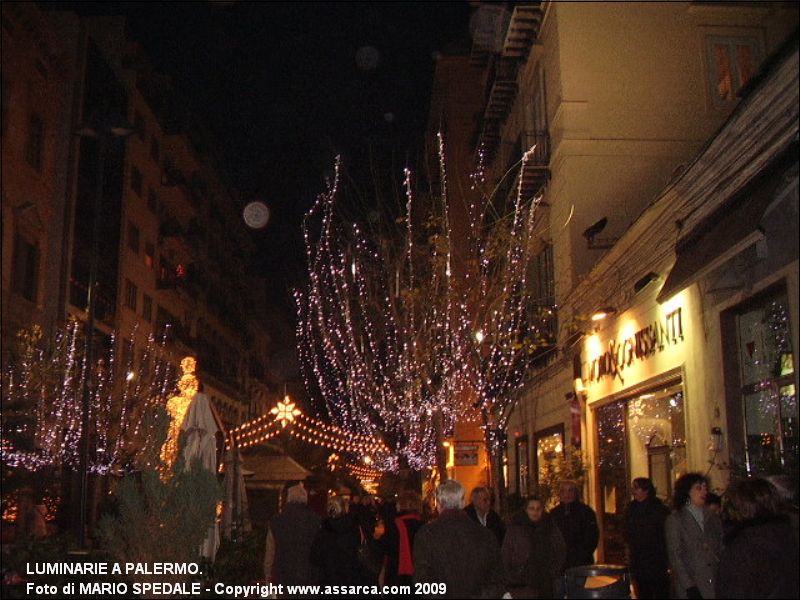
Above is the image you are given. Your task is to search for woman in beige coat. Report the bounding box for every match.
[665,473,723,599]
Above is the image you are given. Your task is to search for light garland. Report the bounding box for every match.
[228,398,392,464]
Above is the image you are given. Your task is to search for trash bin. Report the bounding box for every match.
[563,564,631,599]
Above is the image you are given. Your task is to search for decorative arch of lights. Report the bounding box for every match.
[228,397,394,472]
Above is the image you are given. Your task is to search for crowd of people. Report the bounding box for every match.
[262,473,798,598]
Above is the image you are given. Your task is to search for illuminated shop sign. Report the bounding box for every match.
[588,307,684,385]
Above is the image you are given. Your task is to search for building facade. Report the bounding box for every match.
[1,3,75,347]
[446,0,798,561]
[2,5,275,436]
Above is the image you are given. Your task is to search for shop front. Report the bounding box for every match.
[580,292,696,563]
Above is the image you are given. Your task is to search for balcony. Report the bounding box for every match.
[519,131,550,199]
[502,3,546,60]
[483,57,519,122]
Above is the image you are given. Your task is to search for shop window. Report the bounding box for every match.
[625,383,687,502]
[533,424,565,505]
[25,113,44,172]
[706,35,761,107]
[732,288,797,475]
[595,378,686,564]
[12,233,39,302]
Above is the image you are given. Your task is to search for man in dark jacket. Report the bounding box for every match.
[264,481,322,586]
[550,480,599,569]
[464,486,506,544]
[623,477,670,599]
[414,479,504,599]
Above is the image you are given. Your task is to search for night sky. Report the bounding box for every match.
[47,1,473,306]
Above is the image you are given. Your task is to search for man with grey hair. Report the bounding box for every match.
[413,480,504,598]
[465,486,506,544]
[264,480,322,586]
[551,479,598,569]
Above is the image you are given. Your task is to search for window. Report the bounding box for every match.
[706,35,761,106]
[150,136,160,162]
[144,242,155,269]
[534,424,565,499]
[134,110,145,140]
[147,187,158,214]
[131,166,143,196]
[25,113,44,172]
[594,378,686,564]
[731,288,797,475]
[124,279,137,311]
[12,233,39,302]
[142,293,153,322]
[127,221,140,254]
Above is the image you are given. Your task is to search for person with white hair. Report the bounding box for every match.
[413,479,504,598]
[263,480,322,586]
[465,486,506,544]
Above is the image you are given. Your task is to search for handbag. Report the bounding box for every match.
[357,526,383,575]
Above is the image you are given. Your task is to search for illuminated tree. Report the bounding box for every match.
[297,139,553,489]
[1,320,177,476]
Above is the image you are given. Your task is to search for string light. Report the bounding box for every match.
[295,135,552,468]
[160,356,199,474]
[2,321,177,473]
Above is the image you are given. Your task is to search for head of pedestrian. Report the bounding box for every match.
[285,481,307,505]
[559,480,579,505]
[724,477,781,523]
[672,472,709,510]
[327,495,346,519]
[436,479,465,512]
[397,490,423,514]
[524,496,545,523]
[471,486,492,518]
[632,477,656,503]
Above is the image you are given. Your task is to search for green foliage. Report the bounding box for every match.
[535,446,589,510]
[96,457,222,586]
[97,407,222,582]
[206,528,265,586]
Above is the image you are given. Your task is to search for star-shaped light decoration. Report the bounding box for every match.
[271,396,301,427]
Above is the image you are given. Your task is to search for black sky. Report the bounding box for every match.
[48,1,473,306]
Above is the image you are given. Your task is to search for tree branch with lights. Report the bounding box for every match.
[296,138,554,494]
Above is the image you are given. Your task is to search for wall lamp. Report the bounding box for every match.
[591,307,617,321]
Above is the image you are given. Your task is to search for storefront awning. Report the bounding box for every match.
[657,146,797,303]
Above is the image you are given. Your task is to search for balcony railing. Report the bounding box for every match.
[520,130,550,198]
